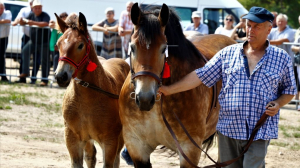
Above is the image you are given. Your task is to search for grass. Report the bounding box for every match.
[0,85,62,113]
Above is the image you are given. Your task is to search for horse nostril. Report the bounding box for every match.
[150,95,155,106]
[135,95,140,106]
[62,72,68,81]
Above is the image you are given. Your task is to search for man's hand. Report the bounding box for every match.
[265,102,279,116]
[158,85,171,96]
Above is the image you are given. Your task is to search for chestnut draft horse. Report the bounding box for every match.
[119,3,236,167]
[54,13,129,168]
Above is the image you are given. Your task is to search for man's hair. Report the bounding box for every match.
[126,1,134,6]
[277,13,288,22]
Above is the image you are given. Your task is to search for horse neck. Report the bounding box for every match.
[76,45,107,86]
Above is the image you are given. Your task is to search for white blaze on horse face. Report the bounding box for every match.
[135,78,157,98]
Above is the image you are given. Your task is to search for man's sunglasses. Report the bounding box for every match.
[226,18,233,22]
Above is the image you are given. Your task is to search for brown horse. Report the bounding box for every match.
[54,13,129,168]
[119,4,236,167]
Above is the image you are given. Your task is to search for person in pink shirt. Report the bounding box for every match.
[118,1,134,58]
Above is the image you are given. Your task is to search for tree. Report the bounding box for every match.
[238,0,300,28]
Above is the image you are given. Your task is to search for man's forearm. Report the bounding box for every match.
[168,71,202,95]
[275,94,294,108]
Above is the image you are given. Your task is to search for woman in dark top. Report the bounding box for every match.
[230,14,247,42]
[92,7,122,59]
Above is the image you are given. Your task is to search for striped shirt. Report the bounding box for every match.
[119,10,133,53]
[195,41,297,140]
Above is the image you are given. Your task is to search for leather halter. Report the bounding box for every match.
[59,36,91,78]
[129,48,165,88]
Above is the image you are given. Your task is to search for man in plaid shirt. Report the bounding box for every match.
[159,7,296,168]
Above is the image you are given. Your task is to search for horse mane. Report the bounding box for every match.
[139,6,205,64]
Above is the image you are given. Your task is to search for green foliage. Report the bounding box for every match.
[238,0,300,28]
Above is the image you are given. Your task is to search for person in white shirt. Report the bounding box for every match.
[214,14,234,37]
[0,2,12,81]
[11,0,34,83]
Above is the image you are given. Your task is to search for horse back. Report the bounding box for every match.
[102,58,130,93]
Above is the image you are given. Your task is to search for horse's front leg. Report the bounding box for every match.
[178,142,202,168]
[100,137,122,168]
[84,140,97,168]
[65,127,85,168]
[123,132,154,168]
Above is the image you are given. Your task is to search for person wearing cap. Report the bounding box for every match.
[11,0,34,83]
[18,0,51,86]
[158,6,296,167]
[0,2,12,82]
[184,11,208,35]
[92,7,122,59]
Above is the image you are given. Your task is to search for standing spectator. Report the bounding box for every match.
[0,2,11,82]
[268,14,295,59]
[291,15,300,110]
[158,7,296,168]
[12,0,34,83]
[230,14,247,42]
[92,7,122,59]
[184,11,208,35]
[18,0,51,86]
[49,12,68,71]
[271,11,278,28]
[214,14,234,37]
[118,1,134,58]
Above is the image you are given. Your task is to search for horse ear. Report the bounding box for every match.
[55,13,68,33]
[131,3,141,25]
[78,12,88,34]
[158,4,169,27]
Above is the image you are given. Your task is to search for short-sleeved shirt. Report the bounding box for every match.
[0,10,12,38]
[184,23,209,35]
[195,41,296,141]
[119,10,133,52]
[214,27,234,37]
[27,12,51,44]
[268,26,295,58]
[16,7,32,36]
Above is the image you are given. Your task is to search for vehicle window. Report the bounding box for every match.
[203,8,248,34]
[4,4,24,21]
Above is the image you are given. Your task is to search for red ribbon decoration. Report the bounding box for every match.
[86,60,97,72]
[162,61,170,78]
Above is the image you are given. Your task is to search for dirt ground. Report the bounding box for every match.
[0,83,299,168]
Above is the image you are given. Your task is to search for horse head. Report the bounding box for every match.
[129,3,169,111]
[54,12,93,87]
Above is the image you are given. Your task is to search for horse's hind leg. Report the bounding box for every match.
[65,128,85,168]
[84,140,97,168]
[100,139,120,168]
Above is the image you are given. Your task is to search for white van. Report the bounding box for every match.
[42,0,248,34]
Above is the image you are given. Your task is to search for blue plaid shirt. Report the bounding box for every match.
[195,41,296,140]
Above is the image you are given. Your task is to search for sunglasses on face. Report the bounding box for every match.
[226,18,233,22]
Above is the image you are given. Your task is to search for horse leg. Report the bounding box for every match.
[65,128,85,168]
[113,135,124,168]
[84,140,97,168]
[178,143,201,168]
[100,138,120,168]
[126,142,153,168]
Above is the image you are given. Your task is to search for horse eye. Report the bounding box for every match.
[78,43,84,50]
[131,45,135,53]
[162,47,166,54]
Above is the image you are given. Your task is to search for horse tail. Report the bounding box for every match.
[202,132,216,155]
